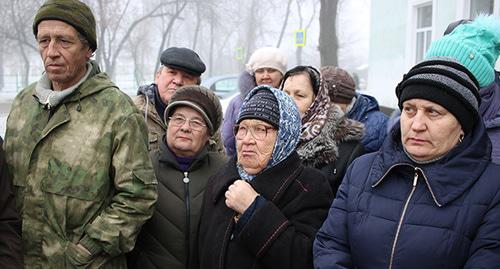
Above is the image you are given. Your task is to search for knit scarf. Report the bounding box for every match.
[34,62,92,109]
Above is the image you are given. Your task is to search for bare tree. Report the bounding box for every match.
[152,0,188,74]
[319,0,339,66]
[2,0,40,88]
[91,0,176,78]
[275,0,293,48]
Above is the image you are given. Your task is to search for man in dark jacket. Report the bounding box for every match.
[0,137,22,268]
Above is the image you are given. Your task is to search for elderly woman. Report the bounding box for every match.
[197,85,333,269]
[281,65,365,195]
[222,47,287,157]
[128,86,226,269]
[313,57,500,269]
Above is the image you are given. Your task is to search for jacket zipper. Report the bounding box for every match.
[183,172,191,269]
[416,167,442,207]
[388,169,419,269]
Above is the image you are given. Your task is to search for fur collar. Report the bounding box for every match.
[297,106,364,167]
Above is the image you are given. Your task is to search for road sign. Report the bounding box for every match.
[294,29,306,47]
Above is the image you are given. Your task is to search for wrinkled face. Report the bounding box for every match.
[400,98,464,161]
[167,106,210,158]
[37,20,92,91]
[155,66,198,104]
[282,73,315,118]
[254,68,283,88]
[236,119,278,175]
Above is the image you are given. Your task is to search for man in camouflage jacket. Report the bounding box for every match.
[3,0,158,268]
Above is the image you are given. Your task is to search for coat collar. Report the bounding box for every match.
[212,152,303,204]
[369,122,491,206]
[157,136,209,171]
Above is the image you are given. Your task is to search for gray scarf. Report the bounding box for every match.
[35,62,92,109]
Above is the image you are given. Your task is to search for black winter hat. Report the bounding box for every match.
[164,85,222,136]
[237,86,280,128]
[396,57,480,134]
[160,47,206,76]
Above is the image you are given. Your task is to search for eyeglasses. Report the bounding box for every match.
[168,115,206,131]
[233,124,277,141]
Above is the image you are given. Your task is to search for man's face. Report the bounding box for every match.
[37,20,92,91]
[155,66,199,104]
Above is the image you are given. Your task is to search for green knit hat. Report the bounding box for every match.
[33,0,97,52]
[425,15,500,87]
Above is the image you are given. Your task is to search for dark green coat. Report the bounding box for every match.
[128,137,226,269]
[4,63,158,268]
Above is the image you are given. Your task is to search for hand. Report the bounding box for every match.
[225,180,259,214]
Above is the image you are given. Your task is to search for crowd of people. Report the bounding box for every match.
[0,0,499,268]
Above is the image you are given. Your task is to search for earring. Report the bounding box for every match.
[459,134,464,143]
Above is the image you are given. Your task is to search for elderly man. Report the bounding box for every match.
[3,0,158,268]
[134,47,211,152]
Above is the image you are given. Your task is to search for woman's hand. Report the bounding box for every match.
[225,180,259,214]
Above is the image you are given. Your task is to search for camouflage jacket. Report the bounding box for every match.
[133,84,225,153]
[4,63,158,269]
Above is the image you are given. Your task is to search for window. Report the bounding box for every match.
[470,0,494,17]
[462,0,500,17]
[415,4,433,63]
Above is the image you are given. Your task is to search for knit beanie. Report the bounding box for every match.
[164,85,223,136]
[246,47,288,75]
[396,57,480,134]
[237,86,280,128]
[320,66,356,104]
[425,15,500,87]
[33,0,97,52]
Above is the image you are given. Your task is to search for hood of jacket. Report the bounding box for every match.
[368,120,492,207]
[479,72,500,129]
[347,93,381,120]
[297,105,364,167]
[63,60,117,103]
[137,83,157,104]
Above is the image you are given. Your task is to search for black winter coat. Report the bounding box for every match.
[0,137,22,268]
[128,139,226,269]
[196,152,333,269]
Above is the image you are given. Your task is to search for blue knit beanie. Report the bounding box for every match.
[425,15,500,87]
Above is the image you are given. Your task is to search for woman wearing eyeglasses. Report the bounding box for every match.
[196,85,333,269]
[281,66,365,196]
[128,86,226,269]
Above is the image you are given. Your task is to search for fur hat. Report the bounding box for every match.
[246,47,288,75]
[396,57,480,134]
[164,85,222,135]
[425,15,500,87]
[33,0,97,52]
[320,66,356,104]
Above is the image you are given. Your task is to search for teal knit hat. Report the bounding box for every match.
[425,15,500,87]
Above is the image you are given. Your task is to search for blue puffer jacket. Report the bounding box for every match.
[346,94,388,153]
[313,122,500,269]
